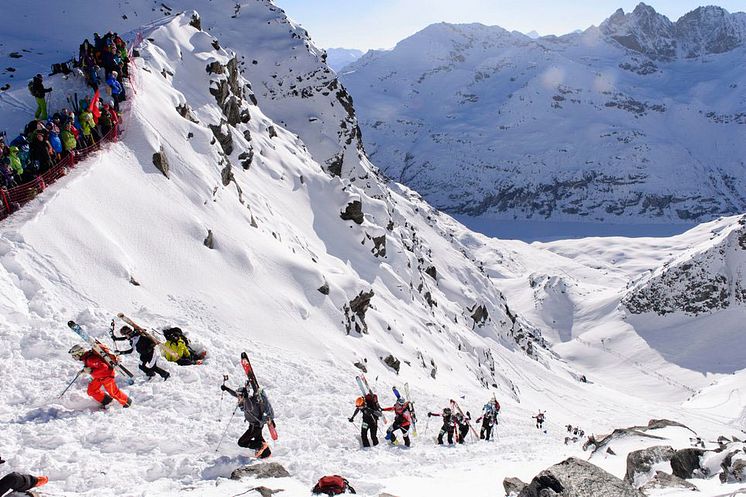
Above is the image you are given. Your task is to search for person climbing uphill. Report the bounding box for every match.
[68,344,132,408]
[114,326,170,381]
[349,394,382,448]
[428,406,455,445]
[533,410,546,430]
[383,397,413,447]
[221,383,273,458]
[476,398,500,441]
[454,411,471,444]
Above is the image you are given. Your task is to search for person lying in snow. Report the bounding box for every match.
[161,327,205,365]
[0,457,48,497]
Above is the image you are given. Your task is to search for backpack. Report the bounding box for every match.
[311,475,356,495]
[28,80,35,97]
[164,327,188,345]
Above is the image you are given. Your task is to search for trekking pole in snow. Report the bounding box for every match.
[59,368,85,399]
[216,404,239,452]
[218,375,229,421]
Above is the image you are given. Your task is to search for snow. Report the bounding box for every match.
[0,3,744,497]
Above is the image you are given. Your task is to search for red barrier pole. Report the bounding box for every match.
[0,189,11,214]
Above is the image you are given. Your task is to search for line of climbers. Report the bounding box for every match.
[0,31,128,192]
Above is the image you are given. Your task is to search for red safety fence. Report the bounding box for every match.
[0,32,143,222]
[0,122,119,220]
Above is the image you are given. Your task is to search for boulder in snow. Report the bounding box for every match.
[152,147,170,178]
[625,445,675,485]
[640,471,698,493]
[670,448,706,479]
[230,462,290,480]
[517,457,644,497]
[503,476,528,496]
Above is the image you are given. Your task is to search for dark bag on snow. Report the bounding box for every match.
[311,475,356,495]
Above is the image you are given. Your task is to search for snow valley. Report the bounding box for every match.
[0,2,744,497]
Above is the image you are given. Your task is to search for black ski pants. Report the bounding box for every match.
[480,418,493,440]
[360,413,379,447]
[138,348,169,379]
[387,421,410,447]
[437,422,454,445]
[0,472,37,495]
[458,425,469,443]
[238,423,270,458]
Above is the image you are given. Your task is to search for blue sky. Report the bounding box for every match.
[274,0,746,49]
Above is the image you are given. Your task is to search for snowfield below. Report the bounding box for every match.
[0,3,745,497]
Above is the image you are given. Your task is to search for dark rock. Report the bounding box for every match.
[647,419,695,433]
[129,276,140,286]
[230,462,290,480]
[326,153,343,177]
[340,200,364,224]
[268,125,278,138]
[719,450,746,483]
[221,162,234,186]
[239,149,254,169]
[343,290,374,334]
[504,476,528,496]
[209,121,233,155]
[425,266,437,280]
[383,354,401,374]
[152,147,169,178]
[206,61,224,74]
[671,448,706,479]
[189,12,202,30]
[317,281,330,295]
[591,428,666,455]
[353,361,367,373]
[640,471,698,492]
[625,445,675,485]
[371,234,386,257]
[204,230,214,249]
[470,304,489,327]
[517,457,644,497]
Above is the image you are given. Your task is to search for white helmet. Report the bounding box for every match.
[69,344,86,359]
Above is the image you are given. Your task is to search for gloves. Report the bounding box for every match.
[220,384,228,392]
[83,367,92,374]
[427,412,433,417]
[348,418,354,423]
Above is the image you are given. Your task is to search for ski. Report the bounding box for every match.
[240,352,278,441]
[67,321,134,378]
[404,382,417,437]
[116,313,163,345]
[450,399,479,440]
[357,374,387,423]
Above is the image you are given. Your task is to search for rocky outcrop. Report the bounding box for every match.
[230,462,290,480]
[504,477,528,496]
[203,229,214,249]
[152,147,170,178]
[640,471,698,492]
[670,448,706,479]
[209,121,234,156]
[383,354,401,374]
[343,290,374,334]
[625,445,675,485]
[340,200,364,224]
[516,457,644,497]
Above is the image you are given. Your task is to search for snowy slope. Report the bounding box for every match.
[339,4,746,225]
[0,3,745,497]
[325,48,365,72]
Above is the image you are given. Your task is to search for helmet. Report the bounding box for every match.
[119,325,134,337]
[355,397,364,408]
[396,397,405,405]
[443,407,452,416]
[69,344,86,359]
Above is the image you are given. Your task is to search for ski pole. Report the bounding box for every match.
[59,368,85,399]
[218,375,229,421]
[215,404,239,452]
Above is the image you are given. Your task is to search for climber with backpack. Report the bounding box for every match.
[28,74,52,120]
[427,406,455,445]
[476,398,500,441]
[349,393,382,447]
[454,411,471,444]
[533,410,546,430]
[311,475,356,495]
[162,327,205,365]
[382,397,413,447]
[220,383,273,458]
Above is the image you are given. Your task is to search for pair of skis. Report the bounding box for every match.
[240,352,278,441]
[393,383,417,437]
[67,321,134,379]
[450,399,479,441]
[355,374,387,424]
[116,313,163,347]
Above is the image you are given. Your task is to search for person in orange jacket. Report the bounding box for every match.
[69,344,131,408]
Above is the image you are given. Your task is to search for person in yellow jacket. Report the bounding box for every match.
[162,327,204,365]
[8,146,23,181]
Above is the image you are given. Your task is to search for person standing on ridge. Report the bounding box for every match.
[349,393,382,447]
[68,344,132,408]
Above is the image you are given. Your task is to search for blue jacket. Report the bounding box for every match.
[107,75,122,95]
[49,132,63,153]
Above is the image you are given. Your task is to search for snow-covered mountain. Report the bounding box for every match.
[0,2,745,496]
[340,3,746,224]
[325,48,366,72]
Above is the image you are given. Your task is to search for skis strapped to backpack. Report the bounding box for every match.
[403,383,417,436]
[240,352,278,441]
[67,321,134,378]
[450,399,479,440]
[116,313,163,346]
[356,374,387,424]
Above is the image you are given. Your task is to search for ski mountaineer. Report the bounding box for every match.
[382,397,414,447]
[454,411,471,444]
[162,327,204,365]
[427,407,455,445]
[476,399,500,441]
[221,383,274,458]
[69,344,132,408]
[0,458,48,497]
[533,410,546,429]
[114,326,170,381]
[349,394,382,447]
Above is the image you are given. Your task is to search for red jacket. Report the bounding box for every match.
[383,403,412,427]
[82,351,114,379]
